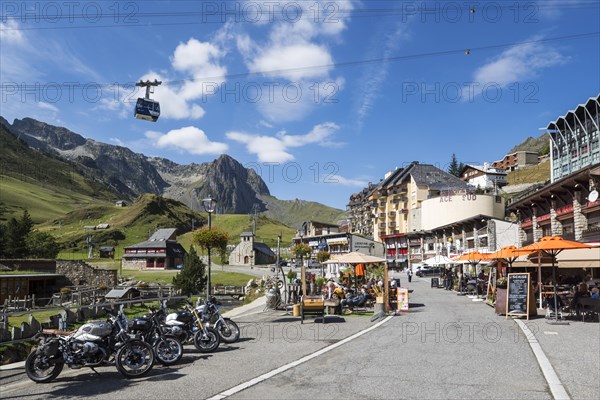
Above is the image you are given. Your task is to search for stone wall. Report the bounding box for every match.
[121,259,146,270]
[56,260,117,287]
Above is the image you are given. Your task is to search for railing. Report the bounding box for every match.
[555,204,573,216]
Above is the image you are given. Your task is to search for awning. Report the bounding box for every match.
[512,247,600,269]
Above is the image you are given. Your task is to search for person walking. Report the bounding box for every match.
[406,267,413,283]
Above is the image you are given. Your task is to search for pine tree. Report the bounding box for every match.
[172,245,207,296]
[448,154,460,177]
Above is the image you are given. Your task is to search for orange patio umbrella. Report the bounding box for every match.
[488,245,521,270]
[514,236,595,323]
[454,251,492,263]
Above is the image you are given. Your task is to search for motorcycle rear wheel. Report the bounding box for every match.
[218,318,240,343]
[154,336,183,366]
[115,339,155,378]
[25,351,64,383]
[193,327,220,353]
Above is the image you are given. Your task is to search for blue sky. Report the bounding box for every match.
[1,1,599,210]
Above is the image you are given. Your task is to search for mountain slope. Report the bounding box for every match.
[0,121,118,222]
[1,117,345,225]
[508,133,550,155]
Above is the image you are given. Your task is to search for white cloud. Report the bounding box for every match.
[248,43,333,81]
[0,20,25,44]
[235,1,355,121]
[325,175,368,187]
[37,102,59,113]
[226,122,339,162]
[151,126,228,155]
[473,37,567,87]
[355,21,408,131]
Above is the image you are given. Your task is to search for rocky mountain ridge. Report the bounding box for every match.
[1,117,343,226]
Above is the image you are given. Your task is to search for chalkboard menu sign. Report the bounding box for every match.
[431,278,439,288]
[506,273,530,319]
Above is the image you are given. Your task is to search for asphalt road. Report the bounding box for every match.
[2,275,593,399]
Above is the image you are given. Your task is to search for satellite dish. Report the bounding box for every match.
[589,190,599,202]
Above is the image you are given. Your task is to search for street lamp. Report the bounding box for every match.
[202,196,217,297]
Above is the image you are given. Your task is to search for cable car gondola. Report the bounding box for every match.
[134,79,162,122]
[134,98,160,122]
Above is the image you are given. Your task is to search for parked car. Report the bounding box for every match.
[416,266,442,277]
[307,260,322,269]
[278,260,289,267]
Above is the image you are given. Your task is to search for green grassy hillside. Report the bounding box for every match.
[0,123,117,222]
[37,194,296,260]
[506,161,551,185]
[177,214,297,250]
[261,195,346,228]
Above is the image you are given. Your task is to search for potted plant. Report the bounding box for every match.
[315,277,326,294]
[287,269,297,283]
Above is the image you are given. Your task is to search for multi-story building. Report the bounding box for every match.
[292,229,384,259]
[491,151,539,171]
[347,183,377,237]
[361,162,468,242]
[460,163,507,191]
[507,163,600,246]
[546,94,600,182]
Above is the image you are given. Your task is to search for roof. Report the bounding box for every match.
[125,228,181,250]
[253,242,275,257]
[461,165,507,176]
[545,94,600,130]
[372,162,467,192]
[105,287,140,299]
[149,228,177,241]
[240,232,255,237]
[99,246,114,251]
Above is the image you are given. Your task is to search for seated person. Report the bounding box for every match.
[591,287,599,299]
[570,282,590,309]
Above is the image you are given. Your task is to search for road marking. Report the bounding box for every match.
[543,331,559,335]
[515,319,570,400]
[208,315,394,400]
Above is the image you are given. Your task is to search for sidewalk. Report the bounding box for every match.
[430,276,600,400]
[222,295,267,319]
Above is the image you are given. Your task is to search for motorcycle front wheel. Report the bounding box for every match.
[25,351,64,383]
[193,327,220,353]
[115,339,155,378]
[154,336,183,366]
[218,318,240,343]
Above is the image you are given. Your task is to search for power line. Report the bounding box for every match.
[2,31,598,91]
[1,1,598,30]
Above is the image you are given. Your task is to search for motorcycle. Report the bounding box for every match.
[196,296,240,344]
[162,300,220,353]
[25,306,155,383]
[125,307,183,366]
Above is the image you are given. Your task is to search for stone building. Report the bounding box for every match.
[228,232,276,266]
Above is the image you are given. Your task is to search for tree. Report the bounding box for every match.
[448,154,465,178]
[291,243,312,259]
[172,245,207,296]
[316,250,330,263]
[26,231,60,258]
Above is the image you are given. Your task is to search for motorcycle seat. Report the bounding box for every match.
[42,329,76,336]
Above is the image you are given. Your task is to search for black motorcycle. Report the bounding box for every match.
[125,307,183,366]
[163,300,220,353]
[25,307,155,383]
[197,296,240,344]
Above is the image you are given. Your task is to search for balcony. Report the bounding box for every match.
[378,201,387,207]
[388,211,396,217]
[378,223,386,228]
[400,208,409,214]
[378,213,386,218]
[388,222,396,227]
